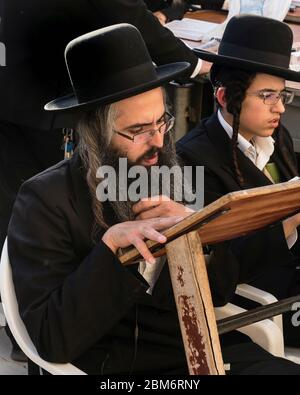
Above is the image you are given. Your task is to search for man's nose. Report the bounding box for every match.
[149,129,164,148]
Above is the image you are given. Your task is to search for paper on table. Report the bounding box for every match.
[168,1,294,49]
[227,0,291,21]
[165,18,219,41]
[207,0,293,40]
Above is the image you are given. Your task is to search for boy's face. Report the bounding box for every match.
[238,73,286,140]
[221,73,287,141]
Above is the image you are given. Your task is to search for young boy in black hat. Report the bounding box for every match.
[177,14,300,348]
[7,22,300,375]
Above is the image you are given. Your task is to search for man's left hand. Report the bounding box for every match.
[153,11,167,25]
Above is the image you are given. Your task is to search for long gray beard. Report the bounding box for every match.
[100,136,183,223]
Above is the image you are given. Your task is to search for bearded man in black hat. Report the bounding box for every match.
[7,23,300,375]
[0,0,211,255]
[0,0,210,360]
[177,14,300,349]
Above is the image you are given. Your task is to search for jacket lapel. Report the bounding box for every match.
[270,127,298,181]
[270,148,291,181]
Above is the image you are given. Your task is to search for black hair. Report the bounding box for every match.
[211,65,257,187]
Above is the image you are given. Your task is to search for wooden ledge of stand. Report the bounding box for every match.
[119,180,300,265]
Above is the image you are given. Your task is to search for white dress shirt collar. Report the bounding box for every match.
[217,109,275,170]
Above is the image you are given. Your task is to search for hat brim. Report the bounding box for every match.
[193,49,300,82]
[44,62,190,112]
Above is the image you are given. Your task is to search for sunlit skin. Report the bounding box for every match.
[216,73,286,141]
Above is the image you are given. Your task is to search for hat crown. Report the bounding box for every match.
[65,24,157,103]
[218,15,293,68]
[44,23,190,114]
[193,14,300,83]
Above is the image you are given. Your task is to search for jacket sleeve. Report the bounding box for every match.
[7,178,147,362]
[90,0,198,77]
[160,2,189,22]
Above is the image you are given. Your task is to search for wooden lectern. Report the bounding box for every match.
[119,180,300,375]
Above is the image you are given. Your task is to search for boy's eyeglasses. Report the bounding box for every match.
[247,90,294,105]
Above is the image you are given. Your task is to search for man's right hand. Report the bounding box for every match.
[102,216,183,263]
[283,212,300,240]
[199,60,212,75]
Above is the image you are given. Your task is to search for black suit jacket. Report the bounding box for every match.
[8,151,254,373]
[177,114,300,300]
[177,113,298,201]
[8,153,185,374]
[9,149,300,372]
[0,0,197,130]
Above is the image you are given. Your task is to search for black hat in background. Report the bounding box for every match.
[193,14,300,82]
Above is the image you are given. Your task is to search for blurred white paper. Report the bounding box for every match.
[229,0,292,19]
[165,18,219,41]
[168,1,293,49]
[204,0,292,41]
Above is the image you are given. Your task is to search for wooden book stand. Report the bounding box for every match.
[119,180,300,375]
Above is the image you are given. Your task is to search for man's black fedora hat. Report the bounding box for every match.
[193,14,300,82]
[45,23,190,112]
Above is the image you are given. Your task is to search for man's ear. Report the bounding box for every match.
[215,87,227,109]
